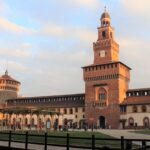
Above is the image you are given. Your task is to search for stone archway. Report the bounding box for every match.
[99,116,105,129]
[143,117,149,128]
[38,118,42,129]
[12,118,16,126]
[46,118,51,129]
[31,118,35,127]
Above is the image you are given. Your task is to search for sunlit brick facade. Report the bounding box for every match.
[83,10,130,129]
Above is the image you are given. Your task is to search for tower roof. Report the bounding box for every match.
[101,12,110,20]
[101,7,110,20]
[0,70,20,84]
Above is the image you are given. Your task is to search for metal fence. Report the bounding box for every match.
[0,131,149,150]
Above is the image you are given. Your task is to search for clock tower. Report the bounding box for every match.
[94,9,119,64]
[83,9,131,129]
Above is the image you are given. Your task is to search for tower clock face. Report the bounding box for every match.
[100,50,105,57]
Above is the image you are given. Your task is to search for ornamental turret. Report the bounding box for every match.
[0,70,20,103]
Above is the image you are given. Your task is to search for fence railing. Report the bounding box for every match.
[0,131,149,150]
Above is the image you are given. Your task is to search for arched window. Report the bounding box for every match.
[25,118,28,126]
[46,118,50,128]
[143,117,149,128]
[31,118,35,126]
[133,106,137,113]
[103,21,105,26]
[38,118,42,129]
[64,109,67,114]
[64,118,68,126]
[142,105,147,112]
[99,88,107,101]
[99,93,106,100]
[102,31,106,38]
[12,118,16,125]
[128,117,134,127]
[69,108,73,114]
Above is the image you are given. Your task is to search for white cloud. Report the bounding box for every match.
[117,36,150,89]
[0,44,32,59]
[73,28,96,42]
[0,0,9,14]
[0,17,33,34]
[36,49,91,66]
[40,24,65,37]
[66,0,99,8]
[39,24,96,42]
[51,0,100,9]
[0,60,29,73]
[122,0,150,15]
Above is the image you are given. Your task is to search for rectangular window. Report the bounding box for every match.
[75,108,78,113]
[64,109,67,114]
[69,108,73,114]
[82,108,85,112]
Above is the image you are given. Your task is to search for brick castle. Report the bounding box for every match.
[0,10,149,129]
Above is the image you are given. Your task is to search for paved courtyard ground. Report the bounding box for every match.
[97,129,150,139]
[0,141,86,150]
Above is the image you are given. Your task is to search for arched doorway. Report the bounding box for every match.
[128,117,134,127]
[17,118,21,129]
[31,118,35,127]
[25,118,28,127]
[63,118,68,130]
[46,118,51,129]
[38,118,42,130]
[54,118,58,130]
[99,116,105,129]
[143,117,149,128]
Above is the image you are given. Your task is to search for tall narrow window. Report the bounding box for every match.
[133,106,137,113]
[75,108,78,113]
[142,105,146,112]
[31,118,35,126]
[69,108,73,114]
[128,117,134,127]
[143,117,149,128]
[82,108,85,112]
[102,31,106,38]
[99,88,107,101]
[64,109,67,114]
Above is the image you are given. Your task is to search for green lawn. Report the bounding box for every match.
[132,129,150,135]
[0,131,121,148]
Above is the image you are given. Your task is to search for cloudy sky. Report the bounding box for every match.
[0,0,150,96]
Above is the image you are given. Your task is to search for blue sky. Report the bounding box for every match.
[0,0,150,96]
